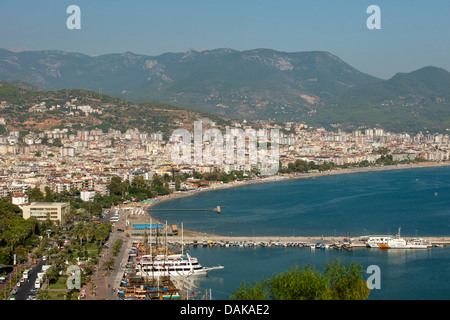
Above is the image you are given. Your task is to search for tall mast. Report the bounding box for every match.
[165,220,168,256]
[149,218,152,254]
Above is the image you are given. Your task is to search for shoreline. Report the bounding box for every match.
[128,161,450,239]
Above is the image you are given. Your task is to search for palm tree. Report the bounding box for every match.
[72,223,87,246]
[103,258,115,271]
[85,224,96,244]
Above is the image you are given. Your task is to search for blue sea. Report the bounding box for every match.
[151,166,450,300]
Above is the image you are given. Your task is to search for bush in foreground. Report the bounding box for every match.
[230,260,370,300]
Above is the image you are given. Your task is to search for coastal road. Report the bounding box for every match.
[14,260,43,300]
[106,208,130,300]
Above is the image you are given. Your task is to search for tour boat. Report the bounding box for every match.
[137,253,224,278]
[366,235,392,248]
[366,228,428,249]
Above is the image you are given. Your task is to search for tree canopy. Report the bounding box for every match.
[230,260,370,300]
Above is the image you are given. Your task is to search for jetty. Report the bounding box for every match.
[165,235,450,249]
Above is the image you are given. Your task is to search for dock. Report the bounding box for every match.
[164,235,450,249]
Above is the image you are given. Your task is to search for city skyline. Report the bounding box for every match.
[0,0,449,79]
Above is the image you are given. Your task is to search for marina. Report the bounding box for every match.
[113,166,450,300]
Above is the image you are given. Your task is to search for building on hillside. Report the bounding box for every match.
[22,202,70,225]
[12,193,29,206]
[80,189,96,202]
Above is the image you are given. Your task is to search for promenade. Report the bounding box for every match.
[80,210,131,300]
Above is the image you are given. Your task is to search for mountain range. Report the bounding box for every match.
[0,47,449,133]
[311,66,450,132]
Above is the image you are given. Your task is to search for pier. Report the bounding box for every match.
[149,206,223,213]
[164,235,450,249]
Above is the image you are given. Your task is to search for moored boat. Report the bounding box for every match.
[366,228,429,249]
[365,235,392,248]
[137,252,224,278]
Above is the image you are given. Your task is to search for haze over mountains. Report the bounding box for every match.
[0,47,449,133]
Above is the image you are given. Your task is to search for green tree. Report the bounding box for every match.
[104,257,115,271]
[268,265,328,300]
[151,174,163,187]
[230,260,370,300]
[175,178,181,190]
[322,260,370,300]
[131,175,147,188]
[94,223,111,245]
[107,176,123,196]
[44,186,54,202]
[230,279,269,300]
[44,266,60,285]
[0,200,22,217]
[72,223,87,246]
[28,187,44,202]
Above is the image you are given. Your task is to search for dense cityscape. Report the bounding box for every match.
[1,98,449,203]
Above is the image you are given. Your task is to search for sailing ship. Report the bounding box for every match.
[135,220,223,279]
[118,220,223,300]
[117,274,181,300]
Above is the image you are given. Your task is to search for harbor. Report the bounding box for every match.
[121,207,450,250]
[110,206,450,260]
[107,166,450,300]
[109,205,450,301]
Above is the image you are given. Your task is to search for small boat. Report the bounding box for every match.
[342,241,353,251]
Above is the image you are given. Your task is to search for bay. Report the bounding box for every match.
[151,166,450,299]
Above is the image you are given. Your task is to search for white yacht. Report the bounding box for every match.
[136,253,224,278]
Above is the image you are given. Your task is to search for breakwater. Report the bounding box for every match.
[162,235,450,248]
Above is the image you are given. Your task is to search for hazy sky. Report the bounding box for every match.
[0,0,449,79]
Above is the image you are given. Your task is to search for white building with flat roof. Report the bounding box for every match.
[80,189,96,202]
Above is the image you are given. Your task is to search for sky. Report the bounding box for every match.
[0,0,449,79]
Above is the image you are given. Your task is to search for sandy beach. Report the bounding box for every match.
[126,161,450,239]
